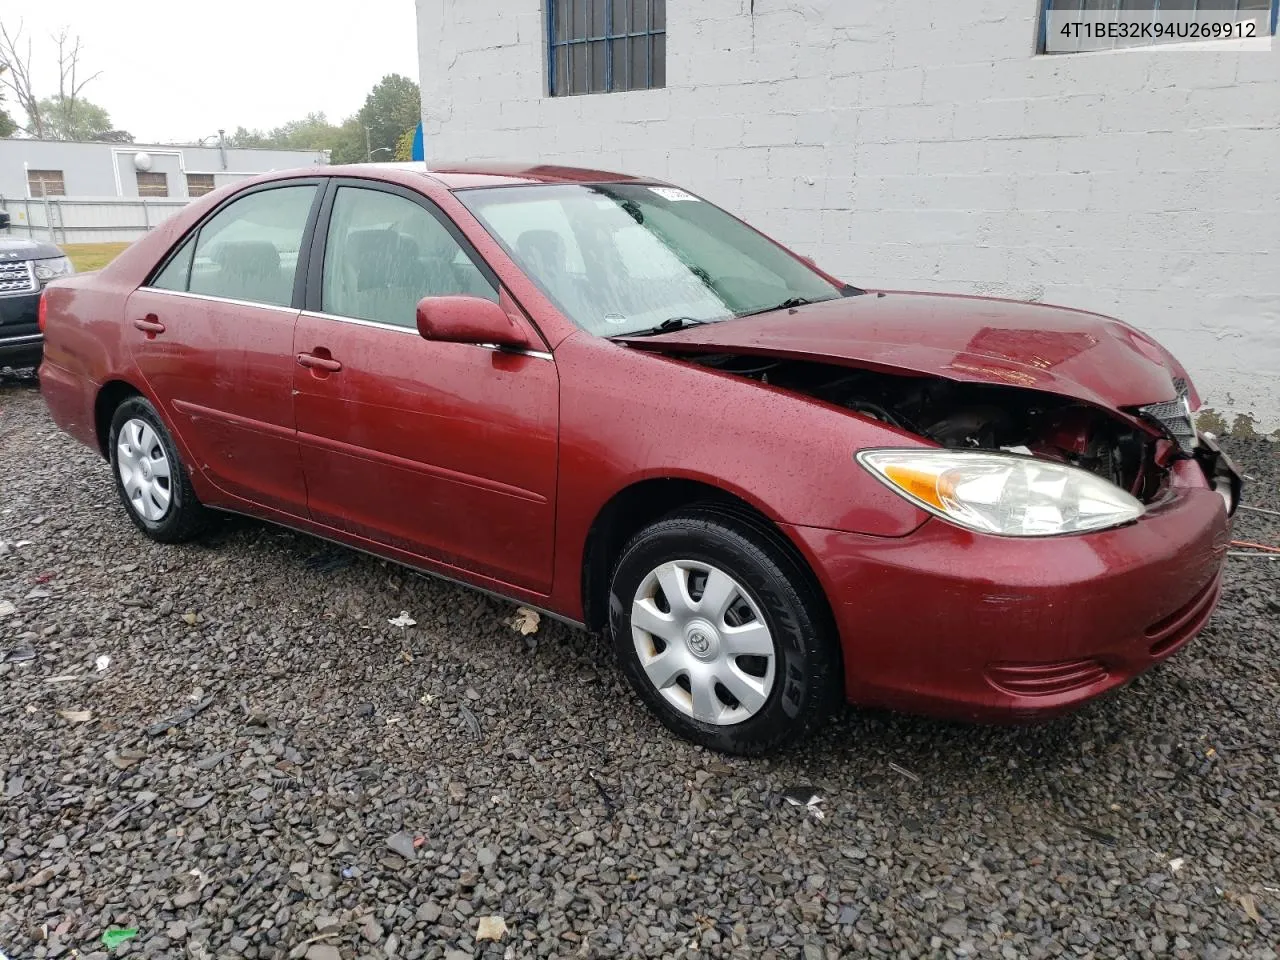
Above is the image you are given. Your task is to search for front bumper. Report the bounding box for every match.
[788,456,1235,722]
[0,290,42,367]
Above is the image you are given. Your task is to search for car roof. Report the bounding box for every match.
[324,161,655,189]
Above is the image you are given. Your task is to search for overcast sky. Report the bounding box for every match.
[7,0,419,143]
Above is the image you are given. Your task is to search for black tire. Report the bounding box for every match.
[608,504,841,755]
[108,396,209,543]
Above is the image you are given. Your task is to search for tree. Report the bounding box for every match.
[0,21,42,137]
[39,95,115,141]
[225,125,270,149]
[358,74,420,161]
[51,28,101,132]
[0,65,16,136]
[220,75,420,164]
[0,21,101,139]
[328,117,366,165]
[394,127,416,162]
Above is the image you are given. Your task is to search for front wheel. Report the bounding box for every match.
[608,506,841,755]
[108,396,209,543]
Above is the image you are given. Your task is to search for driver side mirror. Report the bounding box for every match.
[415,295,533,350]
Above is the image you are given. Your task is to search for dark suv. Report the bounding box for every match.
[0,234,75,369]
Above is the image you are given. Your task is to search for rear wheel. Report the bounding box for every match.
[608,506,840,755]
[108,396,208,543]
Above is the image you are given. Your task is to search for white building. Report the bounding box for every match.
[0,138,328,243]
[416,0,1280,433]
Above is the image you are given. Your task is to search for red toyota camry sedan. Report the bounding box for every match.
[38,163,1241,755]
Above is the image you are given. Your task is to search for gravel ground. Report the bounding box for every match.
[1,372,1278,960]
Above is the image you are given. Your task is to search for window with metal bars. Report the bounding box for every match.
[1039,0,1279,53]
[27,170,66,198]
[136,172,169,197]
[547,0,666,96]
[186,174,216,197]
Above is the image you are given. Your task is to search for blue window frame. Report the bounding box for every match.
[1039,0,1279,53]
[547,0,666,96]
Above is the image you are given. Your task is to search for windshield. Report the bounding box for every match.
[458,183,843,336]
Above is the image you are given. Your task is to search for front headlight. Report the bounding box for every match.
[857,448,1144,537]
[34,256,75,282]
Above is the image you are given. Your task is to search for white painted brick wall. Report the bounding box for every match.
[417,0,1280,431]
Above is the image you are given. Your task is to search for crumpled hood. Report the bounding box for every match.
[619,291,1192,413]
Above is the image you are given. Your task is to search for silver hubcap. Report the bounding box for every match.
[631,560,776,726]
[116,418,172,522]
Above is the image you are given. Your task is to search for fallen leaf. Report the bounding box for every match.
[400,649,414,664]
[510,607,540,636]
[1169,857,1184,874]
[146,695,215,737]
[181,612,198,625]
[107,749,146,770]
[57,709,93,723]
[476,916,508,942]
[389,611,416,628]
[6,860,66,892]
[1240,893,1260,923]
[458,703,482,739]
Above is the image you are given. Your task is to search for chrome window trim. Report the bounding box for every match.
[136,286,301,316]
[304,310,555,360]
[0,333,43,345]
[134,288,554,360]
[478,344,554,361]
[302,309,420,335]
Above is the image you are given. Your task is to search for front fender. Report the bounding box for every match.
[548,332,930,616]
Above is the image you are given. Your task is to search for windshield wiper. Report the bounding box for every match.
[740,296,814,318]
[616,316,711,338]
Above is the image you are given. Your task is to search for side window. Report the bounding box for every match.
[151,236,195,291]
[321,186,497,329]
[188,185,317,307]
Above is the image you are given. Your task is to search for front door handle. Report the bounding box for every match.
[133,315,165,337]
[297,352,342,372]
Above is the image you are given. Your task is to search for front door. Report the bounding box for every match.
[293,182,559,593]
[126,182,321,515]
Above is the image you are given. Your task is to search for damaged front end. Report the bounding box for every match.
[685,354,1242,516]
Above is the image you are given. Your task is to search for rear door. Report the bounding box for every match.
[293,180,559,592]
[126,180,322,515]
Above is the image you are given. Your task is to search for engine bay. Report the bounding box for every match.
[690,354,1176,503]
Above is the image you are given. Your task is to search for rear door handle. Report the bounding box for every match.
[297,352,342,372]
[133,315,165,336]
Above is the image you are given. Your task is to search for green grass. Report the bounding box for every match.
[62,242,130,273]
